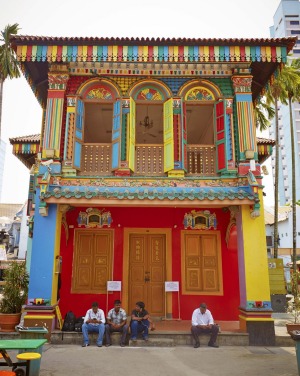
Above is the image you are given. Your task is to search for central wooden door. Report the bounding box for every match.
[129,233,165,317]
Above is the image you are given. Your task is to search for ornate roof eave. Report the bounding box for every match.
[9,134,41,169]
[257,137,276,164]
[10,35,296,106]
[10,36,297,50]
[43,196,255,207]
[41,185,257,207]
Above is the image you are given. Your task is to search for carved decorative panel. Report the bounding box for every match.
[72,229,113,294]
[181,231,223,295]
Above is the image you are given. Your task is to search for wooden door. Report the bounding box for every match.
[72,229,113,294]
[129,233,165,316]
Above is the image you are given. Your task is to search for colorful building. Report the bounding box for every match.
[10,35,295,345]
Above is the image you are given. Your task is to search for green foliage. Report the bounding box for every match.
[0,262,29,314]
[0,23,21,81]
[254,97,275,131]
[287,271,300,324]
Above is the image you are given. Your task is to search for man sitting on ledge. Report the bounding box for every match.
[82,301,105,347]
[191,302,219,348]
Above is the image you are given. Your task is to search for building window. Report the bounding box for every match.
[181,231,223,295]
[291,30,300,35]
[290,21,300,25]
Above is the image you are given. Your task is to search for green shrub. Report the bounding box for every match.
[0,262,29,314]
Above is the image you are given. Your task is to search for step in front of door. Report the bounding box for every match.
[129,338,175,347]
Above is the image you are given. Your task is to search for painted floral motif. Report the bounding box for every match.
[186,87,214,101]
[86,87,112,100]
[136,88,163,101]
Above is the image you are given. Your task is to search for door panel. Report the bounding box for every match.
[72,230,113,294]
[181,231,223,295]
[129,234,165,316]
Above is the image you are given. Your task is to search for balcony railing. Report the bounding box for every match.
[78,143,112,176]
[134,144,164,176]
[78,143,216,177]
[187,145,216,176]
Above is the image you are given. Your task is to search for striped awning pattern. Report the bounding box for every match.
[16,44,288,63]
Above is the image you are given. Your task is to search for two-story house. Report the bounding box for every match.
[10,35,295,345]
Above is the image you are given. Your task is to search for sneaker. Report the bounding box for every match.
[120,343,125,347]
[143,336,149,341]
[131,337,137,342]
[194,343,200,348]
[208,343,219,348]
[97,344,103,347]
[82,344,89,347]
[105,343,111,347]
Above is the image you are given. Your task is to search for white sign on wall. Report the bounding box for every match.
[107,281,122,291]
[165,281,179,292]
[0,245,7,261]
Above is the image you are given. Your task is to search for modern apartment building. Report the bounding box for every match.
[270,0,300,205]
[0,140,6,202]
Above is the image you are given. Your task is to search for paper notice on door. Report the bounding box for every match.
[107,281,122,291]
[165,281,179,292]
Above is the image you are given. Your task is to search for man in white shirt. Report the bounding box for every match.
[191,302,219,348]
[82,302,105,347]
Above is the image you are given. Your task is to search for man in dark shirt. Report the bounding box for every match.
[130,301,150,341]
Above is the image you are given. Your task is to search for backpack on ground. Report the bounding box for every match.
[74,317,84,332]
[62,311,76,332]
[61,310,76,340]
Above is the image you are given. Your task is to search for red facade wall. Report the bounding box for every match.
[58,206,239,321]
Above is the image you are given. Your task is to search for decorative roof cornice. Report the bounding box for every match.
[9,134,40,143]
[11,36,296,64]
[43,185,256,202]
[10,36,297,49]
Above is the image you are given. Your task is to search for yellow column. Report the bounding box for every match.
[237,190,275,345]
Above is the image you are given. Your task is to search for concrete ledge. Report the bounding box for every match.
[275,335,294,347]
[50,330,250,347]
[0,330,292,347]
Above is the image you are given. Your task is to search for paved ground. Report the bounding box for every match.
[36,344,297,376]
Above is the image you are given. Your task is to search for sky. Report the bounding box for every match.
[0,0,281,205]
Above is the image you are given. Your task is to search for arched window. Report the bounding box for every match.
[81,81,117,143]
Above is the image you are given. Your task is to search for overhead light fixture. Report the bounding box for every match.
[140,107,153,130]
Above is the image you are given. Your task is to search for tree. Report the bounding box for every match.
[282,58,300,272]
[266,70,288,259]
[0,23,21,140]
[254,97,275,132]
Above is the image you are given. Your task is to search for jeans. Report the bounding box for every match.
[82,323,105,345]
[130,320,149,339]
[105,324,129,345]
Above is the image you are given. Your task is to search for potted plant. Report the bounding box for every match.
[0,261,29,332]
[286,270,300,332]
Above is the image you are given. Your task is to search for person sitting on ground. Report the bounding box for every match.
[82,301,105,347]
[130,301,150,341]
[191,302,219,348]
[105,299,129,347]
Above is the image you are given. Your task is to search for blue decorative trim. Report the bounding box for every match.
[44,185,255,202]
